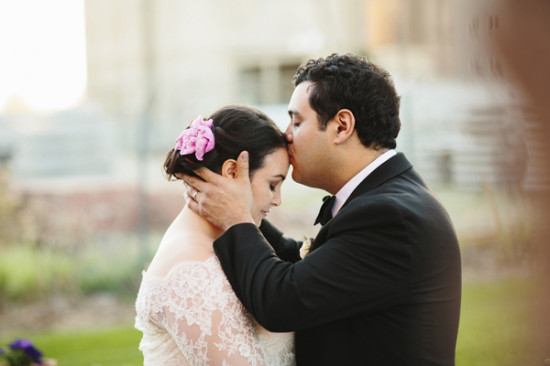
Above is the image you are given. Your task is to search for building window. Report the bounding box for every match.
[239,62,301,105]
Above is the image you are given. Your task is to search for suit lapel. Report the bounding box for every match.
[310,153,412,252]
[341,152,412,210]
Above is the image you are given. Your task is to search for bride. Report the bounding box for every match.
[135,105,295,365]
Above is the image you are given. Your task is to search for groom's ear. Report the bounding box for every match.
[221,159,238,178]
[331,109,356,145]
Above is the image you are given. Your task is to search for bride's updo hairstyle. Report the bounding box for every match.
[164,105,286,180]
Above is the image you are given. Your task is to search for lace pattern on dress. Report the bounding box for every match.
[135,255,295,366]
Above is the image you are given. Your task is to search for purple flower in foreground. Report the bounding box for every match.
[9,339,43,364]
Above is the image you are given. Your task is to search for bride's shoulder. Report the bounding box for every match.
[144,237,216,278]
[145,242,217,276]
[138,255,234,310]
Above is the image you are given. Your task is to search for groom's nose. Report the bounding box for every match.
[284,125,293,143]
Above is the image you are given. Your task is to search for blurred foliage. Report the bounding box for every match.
[0,246,74,302]
[0,169,146,305]
[434,185,539,268]
[78,250,142,297]
[0,169,93,251]
[479,183,538,266]
[0,245,143,304]
[0,170,31,248]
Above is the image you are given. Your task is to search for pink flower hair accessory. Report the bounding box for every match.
[174,115,215,161]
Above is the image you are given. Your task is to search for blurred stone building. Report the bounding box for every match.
[80,0,535,189]
[84,0,368,151]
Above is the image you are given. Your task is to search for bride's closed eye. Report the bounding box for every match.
[269,176,286,191]
[269,181,281,192]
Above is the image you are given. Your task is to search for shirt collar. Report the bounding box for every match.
[332,149,396,216]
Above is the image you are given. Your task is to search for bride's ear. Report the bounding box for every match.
[221,159,238,178]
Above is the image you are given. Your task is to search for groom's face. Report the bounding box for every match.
[285,81,331,189]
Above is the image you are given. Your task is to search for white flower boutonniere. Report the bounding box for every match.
[300,237,315,259]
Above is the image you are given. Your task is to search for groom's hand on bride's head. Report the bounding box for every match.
[183,151,255,231]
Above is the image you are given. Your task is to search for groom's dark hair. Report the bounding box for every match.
[293,53,401,150]
[164,105,286,181]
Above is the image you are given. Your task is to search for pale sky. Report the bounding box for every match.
[0,0,86,111]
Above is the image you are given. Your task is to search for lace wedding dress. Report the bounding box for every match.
[135,255,295,366]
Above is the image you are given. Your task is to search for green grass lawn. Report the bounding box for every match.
[2,326,143,366]
[1,275,548,366]
[456,275,548,366]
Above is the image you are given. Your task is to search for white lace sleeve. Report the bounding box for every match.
[135,256,266,366]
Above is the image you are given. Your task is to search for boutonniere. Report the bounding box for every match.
[300,237,315,259]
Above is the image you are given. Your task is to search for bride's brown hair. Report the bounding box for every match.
[164,105,286,180]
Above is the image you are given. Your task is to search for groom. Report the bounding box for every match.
[184,53,461,365]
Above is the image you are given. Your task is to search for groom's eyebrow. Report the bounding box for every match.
[288,110,299,118]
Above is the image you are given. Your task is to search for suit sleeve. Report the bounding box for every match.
[259,220,302,263]
[213,199,412,332]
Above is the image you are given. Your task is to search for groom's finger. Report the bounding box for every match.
[182,174,207,192]
[235,151,250,181]
[185,191,200,213]
[192,166,220,184]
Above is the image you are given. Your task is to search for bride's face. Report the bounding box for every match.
[250,147,289,226]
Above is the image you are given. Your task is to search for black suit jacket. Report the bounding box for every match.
[214,153,461,365]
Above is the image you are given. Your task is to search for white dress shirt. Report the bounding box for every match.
[332,149,397,217]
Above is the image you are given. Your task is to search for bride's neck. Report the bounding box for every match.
[179,204,224,240]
